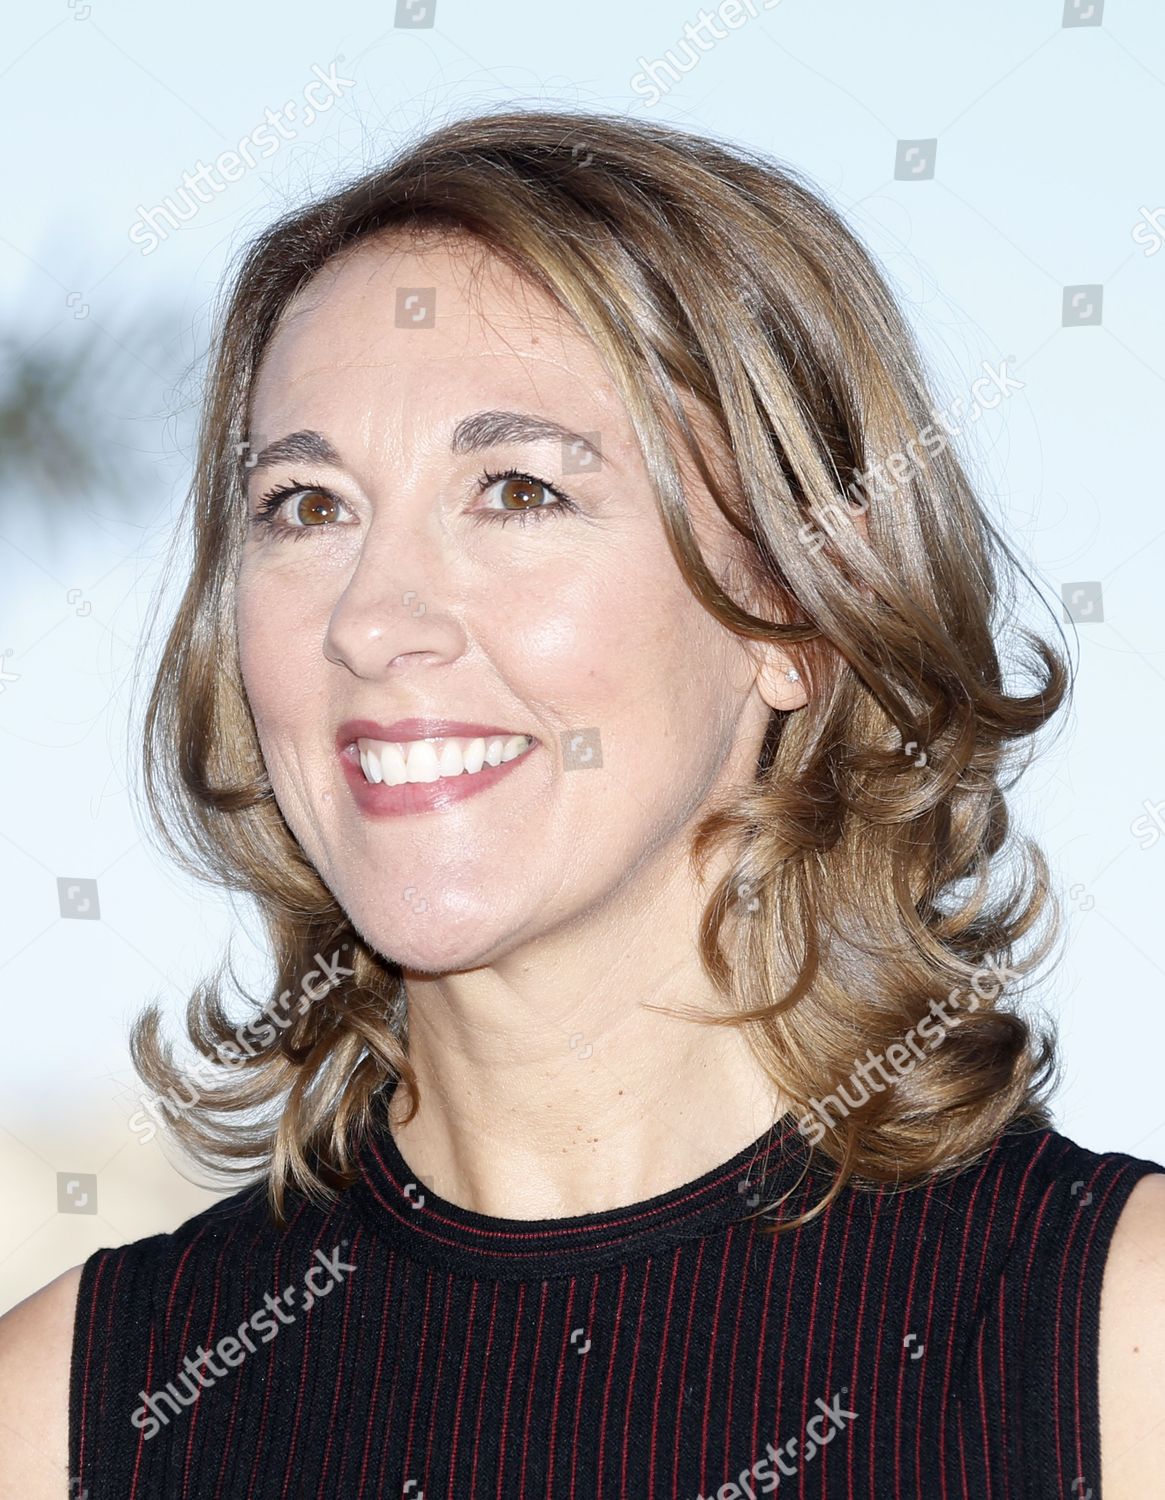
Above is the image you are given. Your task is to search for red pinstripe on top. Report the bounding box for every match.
[936,1158,991,1499]
[243,1200,311,1500]
[676,1234,708,1487]
[467,1279,501,1495]
[544,1276,577,1495]
[421,1269,457,1482]
[446,1274,480,1492]
[568,1272,600,1500]
[276,1205,341,1498]
[1021,1149,1059,1305]
[817,1177,857,1500]
[697,1227,734,1487]
[796,1167,832,1481]
[494,1278,526,1500]
[126,1322,155,1500]
[621,1257,654,1498]
[518,1276,549,1495]
[649,1243,682,1496]
[76,1251,110,1481]
[400,1260,434,1485]
[910,1187,945,1498]
[721,1219,751,1485]
[866,1187,907,1485]
[1051,1168,1074,1498]
[93,1249,123,1447]
[968,1155,1009,1500]
[846,1185,884,1497]
[1058,1163,1126,1500]
[894,1179,939,1500]
[181,1231,224,1496]
[595,1256,627,1488]
[371,1254,411,1498]
[996,1267,1011,1488]
[316,1223,363,1493]
[958,1164,1009,1500]
[976,1298,995,1499]
[211,1209,272,1499]
[328,1224,375,1497]
[1004,1128,1054,1482]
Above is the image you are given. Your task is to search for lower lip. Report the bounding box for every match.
[339,741,538,817]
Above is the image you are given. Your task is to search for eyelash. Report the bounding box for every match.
[248,467,579,541]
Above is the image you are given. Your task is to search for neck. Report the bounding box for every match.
[386,856,790,1219]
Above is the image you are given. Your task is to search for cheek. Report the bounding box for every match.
[511,591,611,687]
[505,565,652,715]
[622,570,744,712]
[233,565,314,734]
[516,558,741,756]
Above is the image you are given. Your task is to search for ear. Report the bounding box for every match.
[751,494,872,709]
[732,605,808,713]
[754,646,808,713]
[731,490,874,714]
[727,565,809,715]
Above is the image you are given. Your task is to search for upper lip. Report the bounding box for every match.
[336,717,538,751]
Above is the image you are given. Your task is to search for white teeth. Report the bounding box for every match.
[382,742,407,783]
[355,733,534,786]
[438,740,463,778]
[405,741,441,783]
[359,747,383,784]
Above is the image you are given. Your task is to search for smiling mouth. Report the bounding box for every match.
[355,733,536,786]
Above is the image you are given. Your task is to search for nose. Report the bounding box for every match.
[322,509,465,679]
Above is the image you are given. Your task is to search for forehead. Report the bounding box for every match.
[250,234,616,420]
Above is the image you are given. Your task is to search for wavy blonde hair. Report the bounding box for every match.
[131,106,1068,1234]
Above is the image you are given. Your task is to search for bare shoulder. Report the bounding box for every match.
[0,1263,85,1498]
[1099,1171,1165,1499]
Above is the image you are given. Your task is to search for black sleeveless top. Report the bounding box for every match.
[68,1084,1163,1498]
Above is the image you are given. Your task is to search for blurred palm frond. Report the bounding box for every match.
[0,311,197,515]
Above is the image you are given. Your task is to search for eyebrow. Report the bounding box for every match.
[245,410,603,475]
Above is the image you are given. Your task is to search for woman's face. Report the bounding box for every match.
[235,234,795,972]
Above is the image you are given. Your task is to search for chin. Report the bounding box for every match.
[349,903,527,977]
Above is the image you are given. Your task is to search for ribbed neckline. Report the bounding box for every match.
[344,1079,815,1280]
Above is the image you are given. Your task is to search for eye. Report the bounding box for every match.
[474,468,579,527]
[249,480,348,540]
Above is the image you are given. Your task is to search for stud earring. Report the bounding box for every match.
[785,667,800,683]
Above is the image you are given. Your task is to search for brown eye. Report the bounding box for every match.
[474,469,576,527]
[289,490,339,525]
[250,481,350,540]
[498,476,548,511]
[470,468,578,534]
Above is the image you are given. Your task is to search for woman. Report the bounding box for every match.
[1,107,1162,1499]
